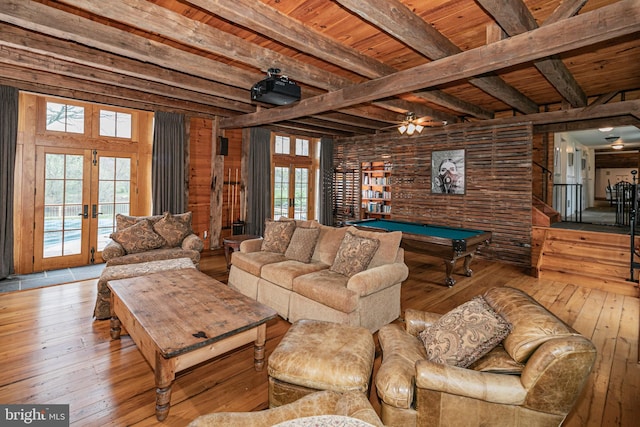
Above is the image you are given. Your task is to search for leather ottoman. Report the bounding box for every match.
[267,319,375,408]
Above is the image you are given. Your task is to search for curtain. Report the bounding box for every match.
[246,127,271,236]
[0,86,18,280]
[152,111,185,215]
[319,137,334,226]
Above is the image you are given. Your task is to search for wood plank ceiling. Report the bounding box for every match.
[0,0,638,137]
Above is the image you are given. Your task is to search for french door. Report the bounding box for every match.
[34,147,136,271]
[273,164,310,220]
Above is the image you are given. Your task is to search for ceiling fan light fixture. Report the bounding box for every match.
[397,112,424,135]
[611,141,624,149]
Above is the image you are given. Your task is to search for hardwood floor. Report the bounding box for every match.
[0,249,638,426]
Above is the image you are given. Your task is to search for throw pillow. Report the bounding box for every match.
[285,227,320,263]
[330,231,380,277]
[418,296,512,368]
[153,212,191,247]
[261,219,296,254]
[110,219,166,254]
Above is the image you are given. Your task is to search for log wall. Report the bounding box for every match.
[335,124,533,267]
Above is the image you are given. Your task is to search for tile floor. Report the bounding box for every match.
[0,263,105,293]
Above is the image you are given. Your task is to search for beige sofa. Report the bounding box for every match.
[375,286,597,427]
[228,219,409,332]
[101,212,204,268]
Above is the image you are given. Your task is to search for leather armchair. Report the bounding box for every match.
[187,390,384,427]
[375,287,596,427]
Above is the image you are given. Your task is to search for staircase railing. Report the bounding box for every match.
[553,183,582,222]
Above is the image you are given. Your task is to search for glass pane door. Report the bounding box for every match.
[95,156,132,252]
[293,167,309,220]
[274,166,290,218]
[42,153,86,258]
[34,148,136,270]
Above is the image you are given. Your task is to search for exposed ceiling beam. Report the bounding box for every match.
[188,0,487,120]
[335,0,538,114]
[476,0,588,107]
[221,0,639,129]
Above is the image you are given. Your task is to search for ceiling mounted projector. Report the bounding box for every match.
[251,68,301,106]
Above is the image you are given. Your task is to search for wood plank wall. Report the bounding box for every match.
[334,124,533,268]
[188,117,213,247]
[187,119,243,249]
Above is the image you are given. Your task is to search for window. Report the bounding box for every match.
[46,102,85,134]
[272,133,318,220]
[275,135,291,155]
[99,110,132,138]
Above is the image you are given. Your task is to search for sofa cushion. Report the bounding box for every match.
[153,212,192,247]
[311,225,348,265]
[232,251,288,277]
[418,296,512,368]
[262,219,296,254]
[468,345,525,374]
[110,219,166,254]
[330,231,380,278]
[347,226,402,268]
[104,247,200,267]
[285,227,320,263]
[293,270,359,313]
[261,259,329,290]
[483,287,579,363]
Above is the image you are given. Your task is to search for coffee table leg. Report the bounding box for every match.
[110,316,121,340]
[254,323,267,371]
[155,353,176,421]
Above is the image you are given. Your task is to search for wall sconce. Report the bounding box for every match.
[398,112,424,135]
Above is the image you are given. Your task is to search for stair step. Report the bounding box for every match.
[538,270,639,297]
[539,254,629,278]
[542,240,629,262]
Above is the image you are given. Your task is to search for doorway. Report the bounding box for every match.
[34,147,136,271]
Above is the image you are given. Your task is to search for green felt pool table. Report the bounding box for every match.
[346,218,492,287]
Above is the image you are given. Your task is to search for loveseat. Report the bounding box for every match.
[228,219,409,332]
[102,212,204,268]
[375,286,597,427]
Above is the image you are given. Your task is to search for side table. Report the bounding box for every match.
[223,234,261,269]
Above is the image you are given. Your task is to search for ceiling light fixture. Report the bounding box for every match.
[605,136,624,150]
[398,112,424,135]
[598,127,614,132]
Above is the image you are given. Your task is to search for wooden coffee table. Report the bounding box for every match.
[107,268,277,421]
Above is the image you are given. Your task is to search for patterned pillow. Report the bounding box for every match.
[115,213,163,231]
[261,220,296,254]
[419,296,512,368]
[330,231,380,277]
[153,212,191,247]
[110,219,166,254]
[285,227,320,263]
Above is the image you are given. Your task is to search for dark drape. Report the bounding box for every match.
[152,111,185,215]
[246,127,271,236]
[0,86,18,280]
[319,137,334,226]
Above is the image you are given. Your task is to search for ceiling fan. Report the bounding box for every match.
[378,112,447,135]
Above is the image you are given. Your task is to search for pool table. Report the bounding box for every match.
[347,218,492,287]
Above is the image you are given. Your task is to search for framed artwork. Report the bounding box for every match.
[431,149,465,194]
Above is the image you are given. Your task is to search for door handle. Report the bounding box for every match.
[78,204,89,219]
[92,204,103,218]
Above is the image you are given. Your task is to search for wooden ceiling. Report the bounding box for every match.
[1,0,639,137]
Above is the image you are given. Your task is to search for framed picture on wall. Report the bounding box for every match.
[431,149,465,194]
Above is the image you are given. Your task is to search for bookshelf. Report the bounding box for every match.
[361,161,392,218]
